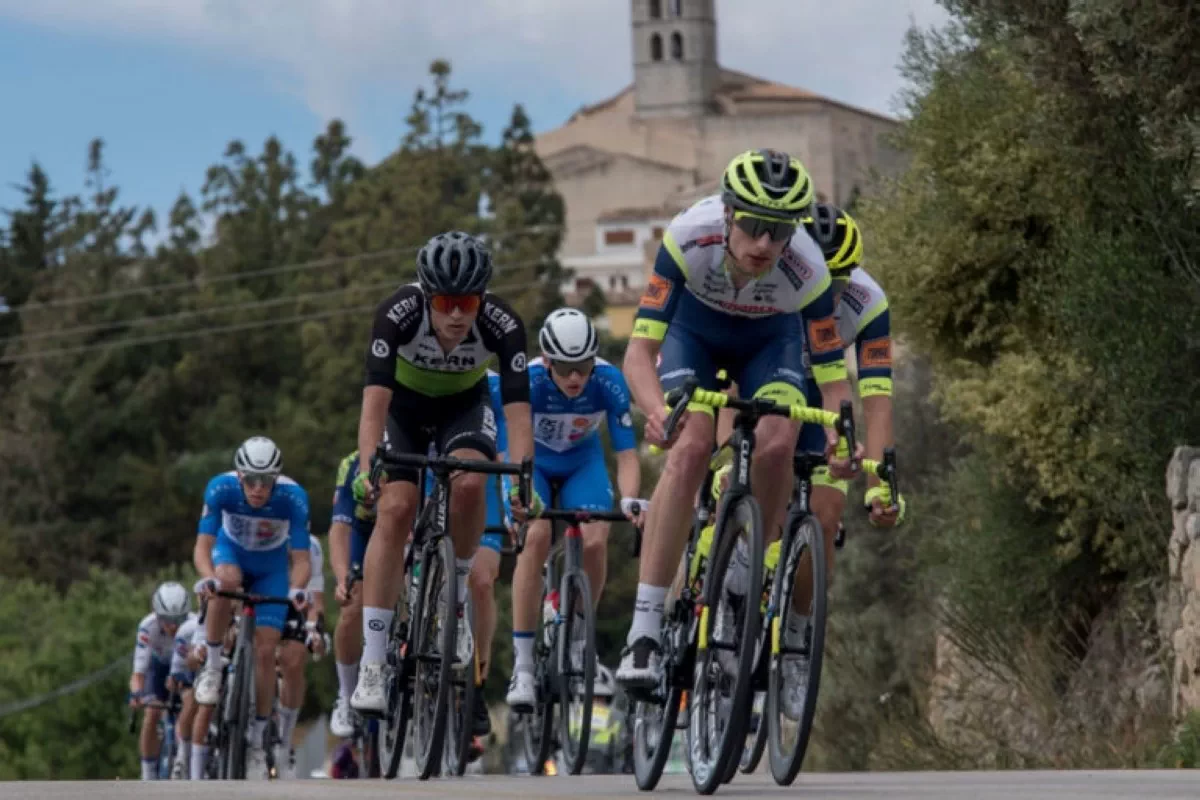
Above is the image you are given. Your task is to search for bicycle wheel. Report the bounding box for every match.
[225,638,253,779]
[522,566,558,776]
[767,513,827,785]
[688,493,764,795]
[739,692,768,774]
[632,609,689,791]
[445,593,479,776]
[363,718,382,778]
[557,570,596,775]
[381,592,414,779]
[412,534,455,780]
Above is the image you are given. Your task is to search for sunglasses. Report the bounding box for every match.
[429,294,483,315]
[239,473,277,489]
[733,211,797,243]
[550,358,595,378]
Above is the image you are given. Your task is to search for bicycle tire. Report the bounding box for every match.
[739,692,768,774]
[445,593,479,776]
[521,639,556,774]
[363,718,382,778]
[632,608,688,791]
[767,513,827,785]
[557,570,596,775]
[226,636,253,779]
[412,534,455,780]
[688,492,764,795]
[380,590,414,779]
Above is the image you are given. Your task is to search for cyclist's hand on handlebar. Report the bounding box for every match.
[352,469,379,506]
[334,578,350,605]
[508,486,544,523]
[621,497,648,527]
[643,405,679,448]
[193,577,220,599]
[824,431,863,480]
[866,486,906,528]
[289,587,309,611]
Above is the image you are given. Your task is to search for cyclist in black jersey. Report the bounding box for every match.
[349,231,539,715]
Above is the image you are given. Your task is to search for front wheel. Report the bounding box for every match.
[557,570,596,776]
[767,513,827,785]
[445,594,479,776]
[411,534,455,780]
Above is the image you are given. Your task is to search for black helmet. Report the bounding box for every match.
[416,231,493,295]
[802,203,863,272]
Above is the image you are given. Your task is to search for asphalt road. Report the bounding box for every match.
[3,771,1197,799]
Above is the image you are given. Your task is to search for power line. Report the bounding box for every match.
[0,655,127,719]
[13,223,569,313]
[0,275,556,364]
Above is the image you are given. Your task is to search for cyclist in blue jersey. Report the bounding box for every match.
[506,308,642,711]
[617,149,859,688]
[191,436,312,780]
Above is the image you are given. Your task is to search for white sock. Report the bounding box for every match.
[455,557,472,608]
[362,606,394,665]
[512,632,535,670]
[141,758,157,780]
[627,583,669,646]
[336,661,360,699]
[277,705,300,750]
[248,716,267,746]
[190,743,208,780]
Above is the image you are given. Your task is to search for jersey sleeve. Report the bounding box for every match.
[364,285,423,390]
[598,366,637,452]
[331,456,357,527]
[132,617,153,676]
[307,537,325,594]
[854,307,893,397]
[488,374,509,454]
[197,476,224,537]
[799,283,849,386]
[631,244,687,342]
[478,295,530,405]
[288,486,311,550]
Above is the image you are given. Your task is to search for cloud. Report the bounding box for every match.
[0,0,949,136]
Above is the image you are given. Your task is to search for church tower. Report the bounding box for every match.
[631,0,719,118]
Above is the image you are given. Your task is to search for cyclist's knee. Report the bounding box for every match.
[666,416,715,480]
[339,598,362,627]
[753,418,798,471]
[469,565,496,595]
[453,470,487,506]
[376,486,417,543]
[214,564,242,588]
[582,522,609,559]
[520,520,553,561]
[279,641,306,674]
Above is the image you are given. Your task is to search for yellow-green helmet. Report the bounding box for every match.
[802,202,863,272]
[720,149,814,221]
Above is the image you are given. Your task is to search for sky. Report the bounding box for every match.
[0,0,949,224]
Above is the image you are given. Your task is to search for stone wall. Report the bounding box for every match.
[1166,446,1200,717]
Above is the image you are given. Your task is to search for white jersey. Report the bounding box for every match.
[305,534,325,594]
[132,612,176,675]
[659,195,831,319]
[169,613,202,676]
[802,268,890,373]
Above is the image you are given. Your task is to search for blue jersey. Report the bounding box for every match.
[198,472,310,553]
[529,357,637,457]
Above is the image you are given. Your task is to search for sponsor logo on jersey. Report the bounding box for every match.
[778,248,813,290]
[807,317,843,354]
[412,351,477,369]
[371,338,390,358]
[715,299,777,315]
[859,336,892,369]
[640,274,673,311]
[511,352,527,372]
[568,416,592,441]
[620,412,633,428]
[386,296,419,324]
[484,303,519,336]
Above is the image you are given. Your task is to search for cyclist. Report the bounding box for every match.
[506,308,641,711]
[167,608,203,779]
[616,148,859,688]
[327,450,375,738]
[350,231,539,716]
[191,436,312,780]
[274,533,328,777]
[129,581,191,780]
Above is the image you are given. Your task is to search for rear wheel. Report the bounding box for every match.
[445,595,479,776]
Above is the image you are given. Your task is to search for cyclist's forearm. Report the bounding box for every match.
[623,337,664,417]
[818,378,852,418]
[615,449,641,500]
[193,535,215,579]
[328,522,351,586]
[358,386,391,472]
[862,394,893,488]
[504,402,534,466]
[288,549,311,591]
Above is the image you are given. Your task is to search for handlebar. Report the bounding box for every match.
[213,589,294,607]
[128,693,182,733]
[371,446,534,510]
[862,448,900,512]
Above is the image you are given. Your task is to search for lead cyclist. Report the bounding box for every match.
[616,148,861,688]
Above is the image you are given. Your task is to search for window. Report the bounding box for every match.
[604,228,635,246]
[649,0,661,19]
[670,0,682,17]
[621,275,630,289]
[609,275,618,290]
[650,33,663,62]
[652,226,665,240]
[670,32,683,60]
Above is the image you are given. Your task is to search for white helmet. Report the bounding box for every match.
[234,436,283,475]
[152,581,190,624]
[594,663,616,698]
[539,308,599,363]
